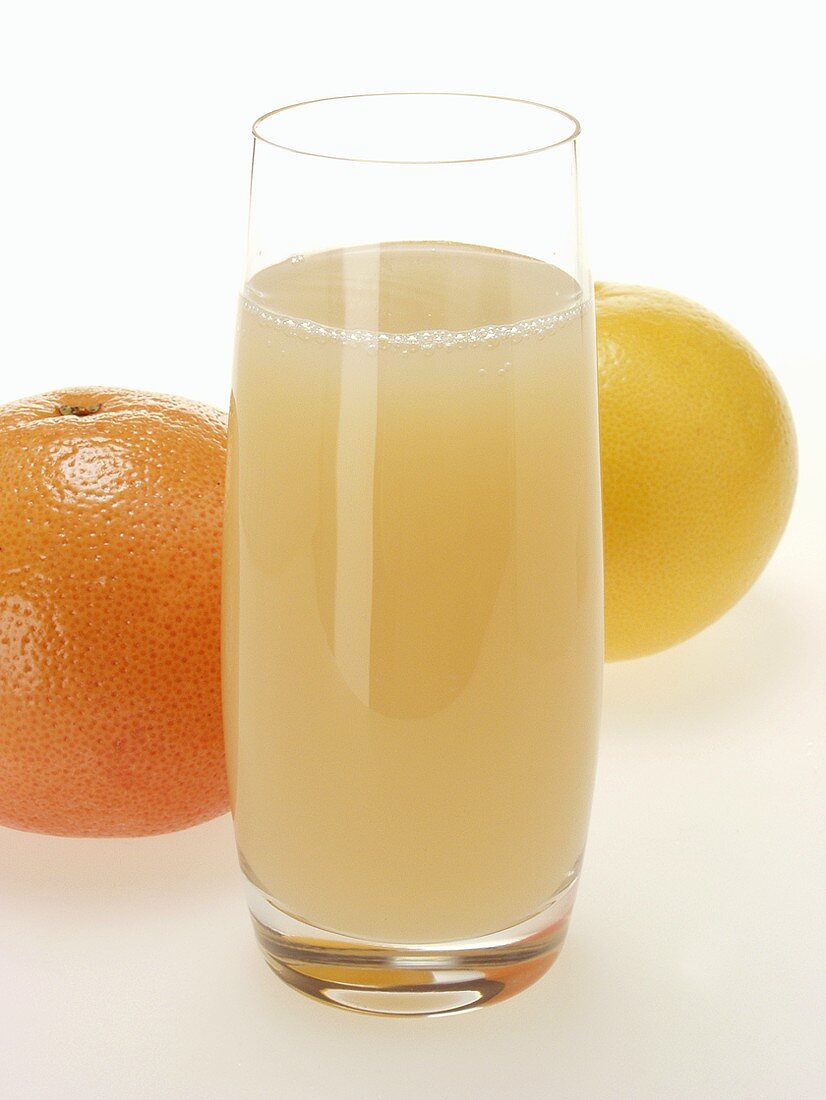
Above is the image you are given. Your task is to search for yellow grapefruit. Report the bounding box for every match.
[595,284,797,661]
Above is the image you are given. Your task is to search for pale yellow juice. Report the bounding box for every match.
[223,242,602,944]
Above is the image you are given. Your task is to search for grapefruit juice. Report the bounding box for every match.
[223,241,602,945]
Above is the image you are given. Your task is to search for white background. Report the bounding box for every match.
[1,1,824,1097]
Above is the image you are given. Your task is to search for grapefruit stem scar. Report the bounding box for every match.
[56,403,104,417]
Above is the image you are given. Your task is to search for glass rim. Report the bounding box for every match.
[252,92,581,166]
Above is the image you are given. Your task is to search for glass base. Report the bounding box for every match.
[245,876,578,1017]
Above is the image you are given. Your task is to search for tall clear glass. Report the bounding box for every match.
[222,94,603,1017]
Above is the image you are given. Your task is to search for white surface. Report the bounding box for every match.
[1,2,825,1097]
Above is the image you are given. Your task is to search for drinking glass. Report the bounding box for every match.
[222,93,602,1017]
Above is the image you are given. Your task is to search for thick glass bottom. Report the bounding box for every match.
[245,875,578,1017]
